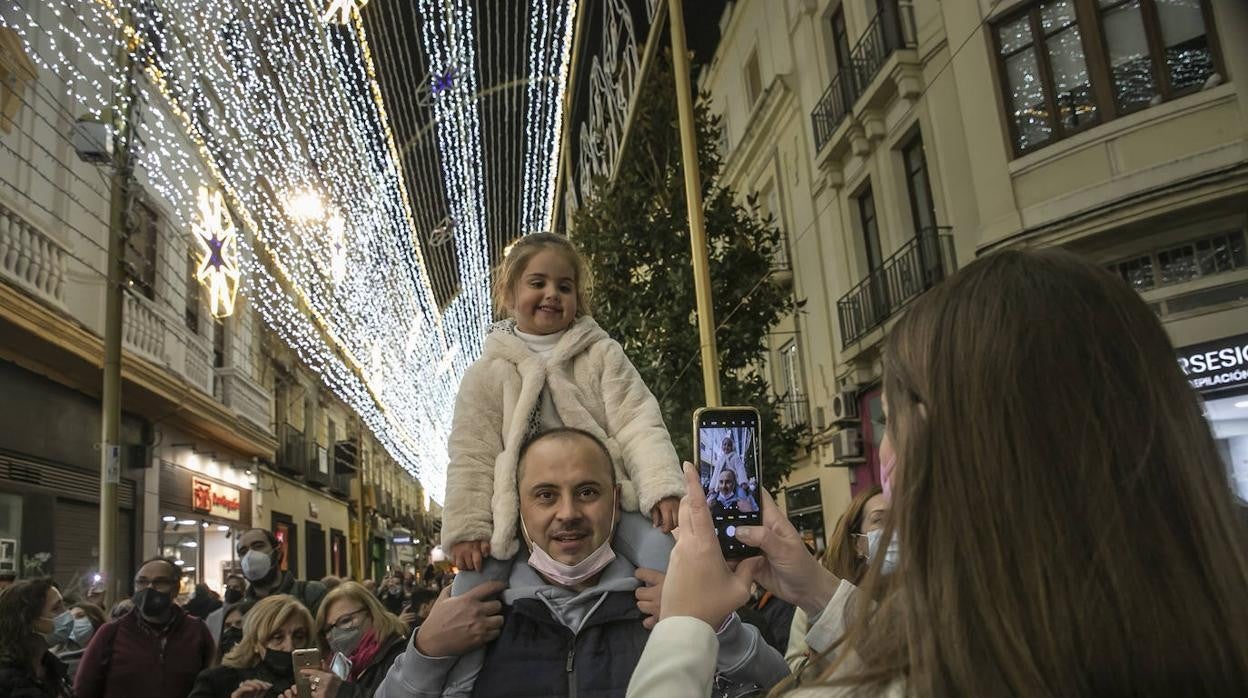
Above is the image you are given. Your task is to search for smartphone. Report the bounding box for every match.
[329,652,352,681]
[693,406,763,559]
[292,648,322,698]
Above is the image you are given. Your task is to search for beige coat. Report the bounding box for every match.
[441,317,685,560]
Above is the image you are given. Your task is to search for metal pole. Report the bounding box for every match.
[100,35,135,610]
[668,0,721,406]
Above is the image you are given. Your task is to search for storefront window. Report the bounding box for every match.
[785,481,825,555]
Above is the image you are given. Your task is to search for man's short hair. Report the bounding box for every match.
[137,556,182,579]
[516,428,616,486]
[241,528,281,548]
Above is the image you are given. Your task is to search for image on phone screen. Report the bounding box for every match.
[696,409,762,558]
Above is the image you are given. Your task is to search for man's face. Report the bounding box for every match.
[226,577,245,594]
[722,438,734,454]
[237,529,276,559]
[134,560,179,596]
[718,470,737,495]
[518,435,618,567]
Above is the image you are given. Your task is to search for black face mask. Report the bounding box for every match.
[262,648,294,678]
[224,588,244,604]
[219,626,244,656]
[133,587,174,619]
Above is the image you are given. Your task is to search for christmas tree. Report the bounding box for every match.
[572,51,802,490]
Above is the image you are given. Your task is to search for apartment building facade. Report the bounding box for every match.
[700,0,1246,547]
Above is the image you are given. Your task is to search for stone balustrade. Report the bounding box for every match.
[0,202,67,307]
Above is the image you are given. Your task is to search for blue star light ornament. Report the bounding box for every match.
[193,187,241,318]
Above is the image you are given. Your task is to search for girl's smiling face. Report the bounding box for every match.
[509,248,578,335]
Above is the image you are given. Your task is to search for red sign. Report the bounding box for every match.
[192,477,241,520]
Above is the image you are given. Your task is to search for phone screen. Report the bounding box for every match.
[695,407,762,559]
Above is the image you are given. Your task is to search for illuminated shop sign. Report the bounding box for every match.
[192,476,242,520]
[1177,333,1248,396]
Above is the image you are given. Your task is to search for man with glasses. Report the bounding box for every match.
[74,557,215,698]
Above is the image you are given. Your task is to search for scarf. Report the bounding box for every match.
[347,629,383,682]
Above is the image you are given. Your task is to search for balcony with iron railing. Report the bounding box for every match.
[278,424,305,476]
[837,227,956,348]
[811,0,919,154]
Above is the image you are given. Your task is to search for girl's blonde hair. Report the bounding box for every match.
[491,233,593,319]
[313,581,408,653]
[222,594,315,668]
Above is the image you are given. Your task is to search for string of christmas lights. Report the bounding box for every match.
[1,0,581,502]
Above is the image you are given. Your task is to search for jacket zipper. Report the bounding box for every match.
[565,640,577,698]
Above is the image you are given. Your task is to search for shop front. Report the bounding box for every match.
[158,460,252,595]
[256,469,351,582]
[1177,332,1248,498]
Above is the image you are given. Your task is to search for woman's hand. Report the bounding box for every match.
[659,463,752,628]
[650,496,680,533]
[277,669,341,698]
[230,680,273,698]
[734,487,841,615]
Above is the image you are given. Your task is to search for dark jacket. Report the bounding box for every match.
[472,591,649,698]
[336,633,407,698]
[187,660,295,698]
[246,571,328,617]
[0,652,75,698]
[73,606,214,698]
[377,587,407,616]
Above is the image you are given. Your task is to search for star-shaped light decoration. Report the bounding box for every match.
[321,0,368,25]
[193,186,241,318]
[432,68,456,94]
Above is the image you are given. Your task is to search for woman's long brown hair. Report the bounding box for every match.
[822,485,883,585]
[819,248,1248,695]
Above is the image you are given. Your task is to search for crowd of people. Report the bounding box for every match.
[1,241,1246,696]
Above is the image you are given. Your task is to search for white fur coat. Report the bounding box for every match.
[441,317,685,560]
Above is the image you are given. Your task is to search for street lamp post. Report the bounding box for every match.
[668,0,721,407]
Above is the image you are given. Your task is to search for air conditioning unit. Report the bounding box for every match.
[830,390,859,423]
[830,427,864,464]
[73,118,113,164]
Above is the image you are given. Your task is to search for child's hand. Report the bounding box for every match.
[452,539,491,571]
[650,496,680,533]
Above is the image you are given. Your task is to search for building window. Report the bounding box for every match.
[744,49,763,106]
[785,481,825,554]
[778,340,806,427]
[994,0,1221,156]
[901,132,937,234]
[185,251,200,334]
[1098,0,1218,113]
[126,200,160,300]
[857,184,883,271]
[1113,229,1248,303]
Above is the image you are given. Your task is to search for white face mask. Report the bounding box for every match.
[521,489,618,587]
[241,549,274,582]
[865,527,900,574]
[70,616,95,647]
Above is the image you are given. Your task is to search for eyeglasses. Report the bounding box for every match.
[325,608,368,634]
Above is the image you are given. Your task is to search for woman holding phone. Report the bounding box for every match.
[189,595,315,698]
[286,581,409,698]
[629,249,1248,695]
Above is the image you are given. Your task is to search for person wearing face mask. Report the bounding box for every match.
[783,485,886,674]
[278,581,409,698]
[216,600,257,664]
[376,428,789,697]
[74,557,215,698]
[189,594,315,698]
[208,574,249,644]
[0,577,76,697]
[237,529,328,617]
[52,601,105,681]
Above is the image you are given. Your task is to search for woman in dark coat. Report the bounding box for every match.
[0,578,76,698]
[286,581,409,698]
[188,595,315,698]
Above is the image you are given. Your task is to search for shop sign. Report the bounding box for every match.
[192,477,242,520]
[1177,333,1248,396]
